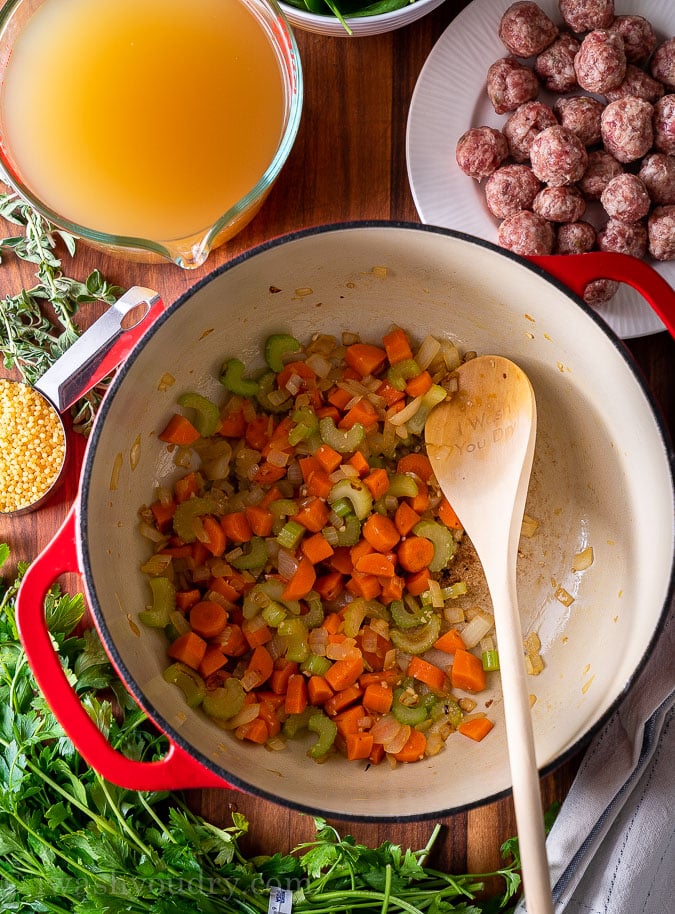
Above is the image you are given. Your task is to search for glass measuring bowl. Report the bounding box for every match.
[0,0,302,269]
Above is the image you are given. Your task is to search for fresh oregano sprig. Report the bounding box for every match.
[0,188,124,433]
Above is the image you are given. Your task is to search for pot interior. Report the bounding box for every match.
[80,224,674,819]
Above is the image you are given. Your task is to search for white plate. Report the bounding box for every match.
[406,0,674,339]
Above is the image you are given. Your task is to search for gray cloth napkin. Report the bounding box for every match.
[516,591,675,914]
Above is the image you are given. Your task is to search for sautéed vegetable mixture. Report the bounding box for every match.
[138,327,502,765]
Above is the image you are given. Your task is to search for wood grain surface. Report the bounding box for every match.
[0,0,673,882]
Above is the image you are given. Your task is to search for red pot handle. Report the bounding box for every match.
[528,252,675,339]
[16,507,232,792]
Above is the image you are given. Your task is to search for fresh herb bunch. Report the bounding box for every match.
[282,0,417,34]
[0,544,525,913]
[0,189,124,434]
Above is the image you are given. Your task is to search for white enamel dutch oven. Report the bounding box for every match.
[17,223,675,821]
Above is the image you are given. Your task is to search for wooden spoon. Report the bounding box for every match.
[425,355,553,914]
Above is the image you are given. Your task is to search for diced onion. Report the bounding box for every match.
[387,395,423,427]
[415,335,441,371]
[305,353,333,378]
[383,724,411,755]
[222,703,260,729]
[277,547,299,581]
[370,714,403,745]
[460,610,494,649]
[572,545,594,572]
[267,448,290,468]
[521,514,539,538]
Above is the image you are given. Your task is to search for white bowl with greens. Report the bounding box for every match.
[279,0,447,37]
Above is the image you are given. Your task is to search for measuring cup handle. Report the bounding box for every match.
[35,286,167,412]
[528,252,675,339]
[16,507,231,792]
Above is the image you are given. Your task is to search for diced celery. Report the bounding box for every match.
[391,686,428,726]
[300,653,332,676]
[390,597,432,631]
[262,600,288,628]
[406,384,448,435]
[328,477,373,520]
[307,711,338,759]
[162,662,206,708]
[176,392,220,437]
[412,519,456,573]
[276,520,305,550]
[256,371,290,414]
[289,406,319,446]
[387,358,421,391]
[303,598,324,629]
[220,358,259,396]
[330,497,353,518]
[336,513,361,547]
[319,417,365,454]
[264,333,301,372]
[386,473,419,499]
[228,536,268,570]
[283,706,315,738]
[278,617,309,662]
[390,614,441,654]
[164,609,191,642]
[172,492,227,543]
[139,577,176,628]
[202,678,246,720]
[482,649,501,672]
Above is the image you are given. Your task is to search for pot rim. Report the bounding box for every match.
[79,220,675,820]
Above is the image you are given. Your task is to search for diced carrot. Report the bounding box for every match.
[397,535,435,573]
[325,684,363,717]
[362,514,400,553]
[245,504,275,537]
[301,532,334,565]
[407,655,447,693]
[175,588,201,612]
[338,398,379,431]
[167,631,207,670]
[405,568,432,596]
[344,343,387,378]
[394,501,421,537]
[405,370,433,398]
[325,654,364,693]
[364,467,390,499]
[315,405,341,422]
[260,484,284,508]
[314,571,344,602]
[354,552,395,578]
[262,416,293,455]
[382,328,414,365]
[333,703,366,736]
[393,727,427,762]
[451,649,487,693]
[281,556,317,601]
[362,682,394,714]
[305,468,332,499]
[345,731,374,761]
[369,742,386,765]
[235,717,269,744]
[258,700,282,738]
[434,628,466,654]
[189,601,228,639]
[245,414,272,451]
[220,511,252,543]
[218,407,247,438]
[284,674,309,716]
[329,547,353,575]
[159,413,201,446]
[270,658,299,695]
[458,717,494,741]
[245,645,274,689]
[294,498,330,533]
[242,617,273,649]
[174,472,200,503]
[321,610,343,635]
[307,675,334,705]
[347,451,370,477]
[202,516,227,557]
[198,645,228,678]
[252,462,287,485]
[438,496,463,530]
[359,669,402,688]
[350,538,374,566]
[314,443,343,473]
[216,623,248,657]
[160,543,194,559]
[327,386,353,411]
[379,573,404,604]
[408,478,430,514]
[397,453,433,482]
[208,576,240,603]
[376,379,406,407]
[150,499,176,533]
[346,572,381,601]
[190,540,210,568]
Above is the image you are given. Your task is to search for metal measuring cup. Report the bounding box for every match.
[0,286,162,516]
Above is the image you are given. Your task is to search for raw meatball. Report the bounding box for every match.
[609,15,657,65]
[530,124,588,185]
[553,96,603,146]
[648,205,675,260]
[598,217,648,257]
[497,210,555,254]
[605,65,665,104]
[601,97,654,163]
[534,32,580,93]
[584,279,620,305]
[559,0,614,33]
[485,164,542,218]
[650,38,675,90]
[556,220,597,253]
[574,29,626,94]
[503,101,558,162]
[487,58,540,115]
[499,2,559,58]
[456,126,509,180]
[654,95,675,156]
[639,153,675,205]
[533,185,586,221]
[578,149,623,198]
[600,174,650,222]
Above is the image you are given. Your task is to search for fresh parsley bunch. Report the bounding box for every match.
[0,544,526,913]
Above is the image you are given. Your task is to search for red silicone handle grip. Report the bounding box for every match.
[528,252,675,339]
[16,507,232,792]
